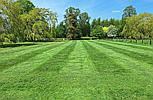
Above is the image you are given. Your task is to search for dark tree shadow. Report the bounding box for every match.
[0,43,37,48]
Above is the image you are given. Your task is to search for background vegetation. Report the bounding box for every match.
[0,0,153,44]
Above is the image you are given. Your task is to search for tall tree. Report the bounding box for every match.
[16,0,35,13]
[122,5,137,19]
[122,13,153,41]
[64,7,80,39]
[0,0,24,41]
[79,12,90,37]
[56,21,66,38]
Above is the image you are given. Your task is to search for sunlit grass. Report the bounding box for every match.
[0,40,153,100]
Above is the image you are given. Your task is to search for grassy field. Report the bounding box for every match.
[0,40,153,100]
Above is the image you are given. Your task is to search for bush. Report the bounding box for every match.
[0,34,15,42]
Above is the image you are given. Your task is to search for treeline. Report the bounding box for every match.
[0,0,57,42]
[0,0,153,43]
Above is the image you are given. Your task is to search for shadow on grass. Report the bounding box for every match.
[0,43,37,48]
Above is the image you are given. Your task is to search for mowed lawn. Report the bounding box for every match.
[0,40,153,100]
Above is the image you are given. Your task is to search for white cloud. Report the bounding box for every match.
[112,10,121,13]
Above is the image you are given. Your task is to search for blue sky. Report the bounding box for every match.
[31,0,153,22]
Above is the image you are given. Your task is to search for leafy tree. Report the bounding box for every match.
[122,5,137,19]
[16,0,35,13]
[103,27,109,33]
[32,21,48,35]
[91,18,101,28]
[64,7,80,39]
[56,21,66,38]
[122,13,153,40]
[107,25,118,38]
[79,12,90,37]
[42,8,58,37]
[0,0,24,41]
[91,25,106,39]
[0,17,4,33]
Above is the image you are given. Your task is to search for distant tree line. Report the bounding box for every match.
[0,1,153,43]
[56,5,153,43]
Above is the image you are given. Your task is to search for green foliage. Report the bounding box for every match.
[56,21,66,38]
[32,21,48,35]
[0,33,15,42]
[79,12,91,37]
[107,25,118,37]
[16,0,35,13]
[65,7,80,39]
[103,27,109,33]
[0,0,57,42]
[122,13,153,39]
[91,25,106,39]
[122,5,137,19]
[0,1,152,42]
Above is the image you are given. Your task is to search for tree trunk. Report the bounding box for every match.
[150,39,152,45]
[142,39,143,44]
[135,39,137,43]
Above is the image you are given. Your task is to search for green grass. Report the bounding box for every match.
[0,40,153,100]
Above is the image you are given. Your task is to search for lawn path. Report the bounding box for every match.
[0,41,72,76]
[0,42,65,71]
[88,40,153,100]
[102,40,153,50]
[97,40,153,56]
[50,40,106,100]
[92,40,153,66]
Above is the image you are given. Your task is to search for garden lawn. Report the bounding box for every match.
[0,40,153,100]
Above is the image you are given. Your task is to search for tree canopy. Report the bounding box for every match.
[0,2,153,42]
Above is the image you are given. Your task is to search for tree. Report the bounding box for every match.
[64,7,80,39]
[16,0,35,13]
[79,12,90,37]
[122,13,153,43]
[91,18,101,28]
[122,5,137,19]
[107,25,118,38]
[32,21,48,35]
[0,0,24,41]
[0,17,4,33]
[56,21,66,38]
[91,25,106,39]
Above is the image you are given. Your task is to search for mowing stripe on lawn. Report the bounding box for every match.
[0,41,76,99]
[83,41,123,75]
[33,41,76,72]
[0,42,65,72]
[98,40,153,56]
[86,41,153,100]
[0,42,75,98]
[0,42,63,61]
[102,40,153,51]
[28,41,108,99]
[91,41,153,65]
[0,42,72,76]
[48,40,107,100]
[0,43,44,54]
[1,40,153,100]
[89,41,153,75]
[102,40,153,52]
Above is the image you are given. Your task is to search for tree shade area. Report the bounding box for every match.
[0,0,153,43]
